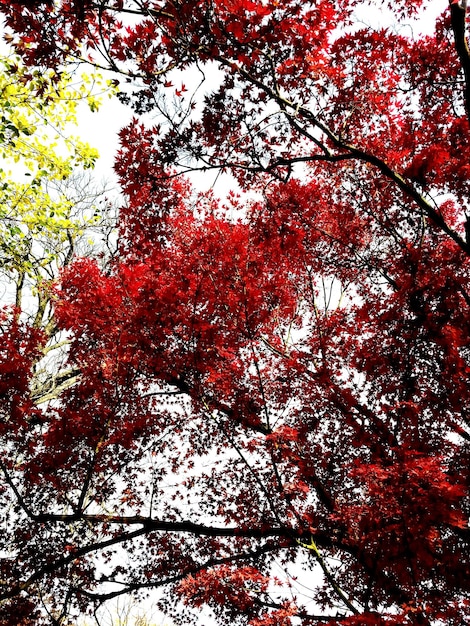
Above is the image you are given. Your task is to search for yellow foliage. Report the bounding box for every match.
[0,51,117,279]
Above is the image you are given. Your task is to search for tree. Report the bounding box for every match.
[0,1,470,624]
[0,48,112,320]
[0,51,115,623]
[0,47,118,412]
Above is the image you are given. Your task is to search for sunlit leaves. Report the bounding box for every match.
[0,54,115,289]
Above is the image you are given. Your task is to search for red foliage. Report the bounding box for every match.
[0,309,44,434]
[1,1,470,624]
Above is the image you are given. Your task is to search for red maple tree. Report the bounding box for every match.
[1,1,470,624]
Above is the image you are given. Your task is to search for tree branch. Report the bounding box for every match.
[30,367,81,404]
[450,0,470,125]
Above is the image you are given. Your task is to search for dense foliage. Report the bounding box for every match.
[0,1,469,624]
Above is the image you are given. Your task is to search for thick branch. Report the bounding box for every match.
[450,0,470,125]
[30,367,81,404]
[30,511,296,541]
